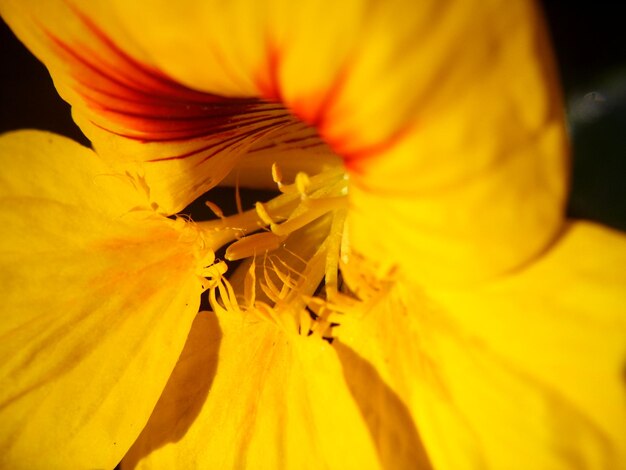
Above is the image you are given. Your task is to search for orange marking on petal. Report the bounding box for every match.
[41,6,292,162]
[144,118,293,164]
[290,62,352,130]
[255,41,284,102]
[331,122,417,174]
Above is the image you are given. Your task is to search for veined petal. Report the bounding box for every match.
[2,0,567,281]
[220,122,343,189]
[124,207,432,469]
[0,131,210,468]
[339,222,626,469]
[122,310,431,470]
[0,0,299,214]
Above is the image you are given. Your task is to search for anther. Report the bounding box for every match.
[255,201,275,226]
[271,162,283,190]
[295,172,310,198]
[205,200,225,219]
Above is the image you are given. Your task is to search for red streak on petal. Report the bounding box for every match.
[289,62,351,131]
[49,7,412,174]
[255,42,283,102]
[141,118,293,164]
[90,112,289,144]
[255,48,412,174]
[41,5,292,163]
[333,122,416,174]
[65,4,234,103]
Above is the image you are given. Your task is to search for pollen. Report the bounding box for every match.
[197,165,366,342]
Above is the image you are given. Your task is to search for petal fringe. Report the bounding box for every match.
[0,131,208,468]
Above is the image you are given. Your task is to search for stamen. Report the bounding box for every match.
[271,162,283,190]
[295,172,310,197]
[243,259,257,308]
[255,201,276,225]
[260,256,292,302]
[208,273,241,315]
[200,165,375,345]
[225,231,285,261]
[269,197,345,237]
[204,200,225,219]
[235,172,243,214]
[323,209,346,300]
[199,260,228,290]
[268,256,298,289]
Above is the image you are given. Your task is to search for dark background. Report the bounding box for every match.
[1,1,625,230]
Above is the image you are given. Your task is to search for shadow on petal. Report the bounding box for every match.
[122,311,222,468]
[335,341,433,470]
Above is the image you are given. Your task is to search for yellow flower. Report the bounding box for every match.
[1,1,625,469]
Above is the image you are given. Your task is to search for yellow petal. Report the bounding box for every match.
[2,1,567,282]
[339,221,626,469]
[110,0,568,282]
[0,131,209,468]
[0,0,301,214]
[341,0,568,284]
[220,123,343,190]
[122,308,432,469]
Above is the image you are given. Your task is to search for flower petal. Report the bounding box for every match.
[339,222,626,469]
[0,131,208,468]
[109,0,569,282]
[122,308,432,469]
[339,0,568,284]
[220,123,343,190]
[2,1,567,281]
[0,0,299,213]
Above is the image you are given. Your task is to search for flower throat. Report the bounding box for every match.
[191,164,369,343]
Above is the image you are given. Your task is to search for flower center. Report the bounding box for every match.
[195,163,356,341]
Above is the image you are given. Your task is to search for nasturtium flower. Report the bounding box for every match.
[0,1,625,469]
